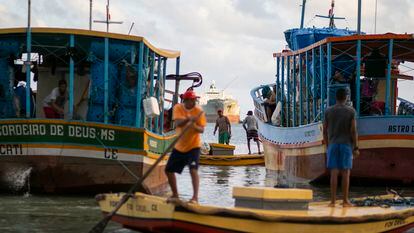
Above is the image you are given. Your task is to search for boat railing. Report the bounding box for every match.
[250,84,272,123]
[0,28,186,135]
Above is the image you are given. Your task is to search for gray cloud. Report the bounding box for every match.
[0,0,413,115]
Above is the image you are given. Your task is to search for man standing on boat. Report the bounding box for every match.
[165,90,206,203]
[43,79,68,118]
[242,111,262,154]
[213,109,231,145]
[323,88,359,207]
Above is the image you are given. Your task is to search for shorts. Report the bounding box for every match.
[165,148,200,174]
[327,143,353,169]
[219,132,230,144]
[247,130,259,141]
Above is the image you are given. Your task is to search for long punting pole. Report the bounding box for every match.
[385,39,394,115]
[25,0,32,118]
[357,0,362,34]
[300,0,307,29]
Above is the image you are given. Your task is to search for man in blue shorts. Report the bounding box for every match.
[165,90,206,203]
[323,88,359,207]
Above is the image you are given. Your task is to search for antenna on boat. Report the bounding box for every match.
[300,0,306,29]
[89,0,93,30]
[315,0,345,28]
[93,0,123,32]
[374,0,377,33]
[128,22,135,35]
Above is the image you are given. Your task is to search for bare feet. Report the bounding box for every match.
[188,198,198,204]
[328,202,336,207]
[166,196,180,203]
[342,201,354,207]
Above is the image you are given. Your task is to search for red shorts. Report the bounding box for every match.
[43,107,63,119]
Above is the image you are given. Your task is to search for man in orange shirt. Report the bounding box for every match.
[165,90,206,203]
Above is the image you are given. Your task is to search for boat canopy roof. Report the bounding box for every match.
[0,27,180,58]
[274,33,414,62]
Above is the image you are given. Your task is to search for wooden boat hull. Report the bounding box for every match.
[257,117,414,185]
[0,119,173,194]
[200,154,264,166]
[97,192,414,233]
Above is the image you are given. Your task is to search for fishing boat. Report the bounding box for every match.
[0,26,204,193]
[200,154,264,166]
[96,187,414,233]
[199,81,240,123]
[250,1,414,185]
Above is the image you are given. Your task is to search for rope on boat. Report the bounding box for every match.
[351,190,414,208]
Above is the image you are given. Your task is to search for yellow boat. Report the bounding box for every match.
[96,187,414,233]
[200,154,264,166]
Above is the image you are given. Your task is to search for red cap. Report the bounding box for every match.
[181,90,199,99]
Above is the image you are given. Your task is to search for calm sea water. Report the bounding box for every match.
[0,124,413,232]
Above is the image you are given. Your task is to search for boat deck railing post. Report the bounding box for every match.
[312,48,316,122]
[305,51,310,124]
[68,34,75,120]
[148,52,155,132]
[287,56,291,127]
[293,55,297,127]
[104,37,109,124]
[385,39,394,115]
[136,42,144,128]
[299,53,303,125]
[281,56,285,126]
[319,45,325,120]
[356,39,361,116]
[25,0,32,118]
[327,42,332,111]
[276,57,280,106]
[160,57,167,133]
[155,54,162,133]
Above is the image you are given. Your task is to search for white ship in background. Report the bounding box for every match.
[199,81,240,123]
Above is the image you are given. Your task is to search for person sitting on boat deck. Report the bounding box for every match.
[43,79,68,118]
[165,90,206,203]
[242,110,262,155]
[213,109,231,145]
[263,85,276,122]
[323,88,359,207]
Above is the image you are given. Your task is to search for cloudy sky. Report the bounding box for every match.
[1,0,414,115]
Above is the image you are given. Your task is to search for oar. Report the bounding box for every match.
[89,111,203,233]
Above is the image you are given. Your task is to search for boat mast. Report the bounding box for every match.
[93,0,123,32]
[300,0,306,29]
[25,0,32,118]
[89,0,93,30]
[315,0,345,28]
[357,0,362,34]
